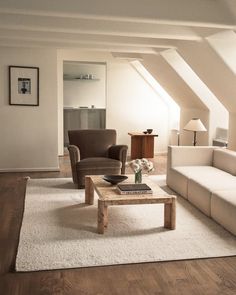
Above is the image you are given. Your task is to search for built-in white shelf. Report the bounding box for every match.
[64,107,106,110]
[63,74,100,81]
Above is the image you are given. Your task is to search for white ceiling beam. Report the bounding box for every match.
[207,30,236,75]
[0,38,157,53]
[0,13,202,40]
[177,39,236,111]
[0,29,177,49]
[0,0,234,27]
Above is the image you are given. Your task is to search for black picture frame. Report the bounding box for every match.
[9,66,39,106]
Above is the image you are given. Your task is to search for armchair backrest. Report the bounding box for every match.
[68,129,117,159]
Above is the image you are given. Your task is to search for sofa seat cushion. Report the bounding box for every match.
[174,166,236,191]
[169,166,217,201]
[211,190,236,235]
[187,178,212,216]
[166,168,188,199]
[173,166,236,216]
[76,157,122,188]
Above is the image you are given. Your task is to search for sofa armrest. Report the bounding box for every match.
[68,145,80,183]
[108,145,128,174]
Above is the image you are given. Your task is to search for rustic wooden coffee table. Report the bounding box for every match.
[85,175,176,234]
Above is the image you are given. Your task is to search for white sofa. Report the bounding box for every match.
[167,146,236,236]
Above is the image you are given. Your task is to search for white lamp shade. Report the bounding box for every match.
[184,118,207,132]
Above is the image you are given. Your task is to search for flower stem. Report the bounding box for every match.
[135,170,142,184]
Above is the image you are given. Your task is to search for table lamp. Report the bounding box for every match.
[183,118,207,146]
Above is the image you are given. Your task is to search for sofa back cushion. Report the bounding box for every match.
[168,146,214,168]
[213,149,236,175]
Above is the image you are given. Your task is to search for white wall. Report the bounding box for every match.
[0,47,59,171]
[63,62,106,108]
[57,50,172,155]
[141,54,207,110]
[141,55,211,146]
[206,31,236,150]
[130,60,180,132]
[106,61,169,153]
[161,49,228,145]
[228,113,236,151]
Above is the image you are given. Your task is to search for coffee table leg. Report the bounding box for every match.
[85,176,94,205]
[98,200,108,234]
[164,197,176,230]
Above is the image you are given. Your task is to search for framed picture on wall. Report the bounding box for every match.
[9,66,39,106]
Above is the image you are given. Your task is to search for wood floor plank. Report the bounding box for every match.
[0,155,235,294]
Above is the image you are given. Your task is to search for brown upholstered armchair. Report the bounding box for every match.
[68,129,128,188]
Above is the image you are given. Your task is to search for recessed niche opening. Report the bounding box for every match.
[63,61,107,147]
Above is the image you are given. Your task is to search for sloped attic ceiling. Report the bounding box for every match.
[0,0,235,126]
[0,0,235,52]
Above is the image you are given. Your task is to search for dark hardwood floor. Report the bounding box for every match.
[0,155,236,295]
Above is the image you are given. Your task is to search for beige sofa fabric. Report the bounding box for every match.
[166,146,214,199]
[166,168,189,199]
[167,146,236,236]
[188,179,212,216]
[168,146,214,167]
[213,149,236,176]
[173,166,236,216]
[211,190,236,235]
[175,166,236,191]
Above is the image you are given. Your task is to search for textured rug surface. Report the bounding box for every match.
[16,176,236,271]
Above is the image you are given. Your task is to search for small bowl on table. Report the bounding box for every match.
[143,131,148,134]
[103,175,128,185]
[146,129,153,134]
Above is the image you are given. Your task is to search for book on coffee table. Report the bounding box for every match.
[117,183,153,195]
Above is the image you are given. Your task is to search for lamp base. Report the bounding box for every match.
[193,131,197,146]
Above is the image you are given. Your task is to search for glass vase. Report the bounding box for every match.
[135,170,142,184]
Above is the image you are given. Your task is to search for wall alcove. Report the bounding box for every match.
[63,61,107,147]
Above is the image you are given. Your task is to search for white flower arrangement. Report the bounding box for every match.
[126,158,154,174]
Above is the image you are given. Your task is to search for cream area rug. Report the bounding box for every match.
[15,176,236,272]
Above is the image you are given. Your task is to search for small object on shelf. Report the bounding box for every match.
[63,74,99,81]
[143,131,148,134]
[117,183,153,195]
[79,106,89,108]
[103,175,128,185]
[146,129,153,134]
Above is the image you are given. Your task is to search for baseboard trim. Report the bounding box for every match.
[0,167,60,173]
[127,151,167,157]
[155,151,167,156]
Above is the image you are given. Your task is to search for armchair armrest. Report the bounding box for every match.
[108,145,128,174]
[68,145,80,183]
